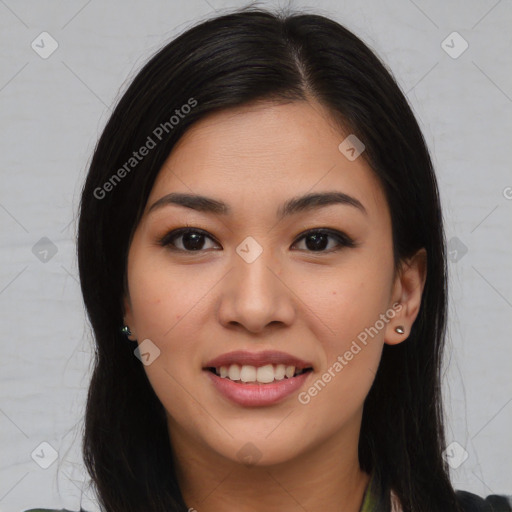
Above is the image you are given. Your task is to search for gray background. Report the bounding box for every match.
[0,0,511,511]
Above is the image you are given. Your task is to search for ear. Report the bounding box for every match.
[122,294,137,341]
[384,248,427,345]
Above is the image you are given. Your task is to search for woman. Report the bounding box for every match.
[26,6,510,512]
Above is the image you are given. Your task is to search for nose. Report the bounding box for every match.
[217,245,296,334]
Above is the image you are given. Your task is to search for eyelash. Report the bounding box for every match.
[157,226,357,254]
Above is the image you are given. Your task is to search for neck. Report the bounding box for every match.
[169,412,371,512]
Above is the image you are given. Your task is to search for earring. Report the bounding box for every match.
[121,325,132,337]
[395,326,405,334]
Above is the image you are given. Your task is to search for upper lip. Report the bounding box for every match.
[204,350,313,370]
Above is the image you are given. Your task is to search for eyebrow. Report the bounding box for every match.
[147,191,367,219]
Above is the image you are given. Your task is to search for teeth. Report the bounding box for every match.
[216,363,309,383]
[256,364,275,384]
[227,364,240,381]
[274,364,286,380]
[240,365,256,382]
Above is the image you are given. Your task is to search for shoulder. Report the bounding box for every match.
[456,490,512,511]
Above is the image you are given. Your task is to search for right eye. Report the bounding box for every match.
[158,228,221,252]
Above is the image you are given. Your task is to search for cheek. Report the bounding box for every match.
[292,254,393,421]
[126,250,225,394]
[127,244,212,338]
[294,267,391,432]
[126,260,209,424]
[300,253,394,352]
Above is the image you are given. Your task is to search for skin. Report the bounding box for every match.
[123,99,426,512]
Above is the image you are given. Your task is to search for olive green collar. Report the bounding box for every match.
[359,470,391,512]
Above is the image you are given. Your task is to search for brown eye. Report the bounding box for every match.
[292,229,356,253]
[159,228,219,252]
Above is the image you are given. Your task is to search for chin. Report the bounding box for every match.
[212,430,309,468]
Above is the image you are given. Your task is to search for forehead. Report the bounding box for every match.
[145,100,388,222]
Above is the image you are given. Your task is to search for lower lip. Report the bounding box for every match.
[205,370,312,407]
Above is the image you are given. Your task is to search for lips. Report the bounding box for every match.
[205,369,312,407]
[203,350,314,406]
[204,350,313,370]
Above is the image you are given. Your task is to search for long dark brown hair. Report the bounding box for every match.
[77,5,459,511]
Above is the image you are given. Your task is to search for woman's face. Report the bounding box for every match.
[123,100,424,467]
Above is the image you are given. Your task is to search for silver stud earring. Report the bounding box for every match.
[121,325,132,337]
[395,326,405,334]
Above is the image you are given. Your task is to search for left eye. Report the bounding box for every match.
[293,229,356,252]
[158,228,355,253]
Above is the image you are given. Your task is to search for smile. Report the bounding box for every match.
[203,350,314,406]
[207,363,312,384]
[205,367,314,407]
